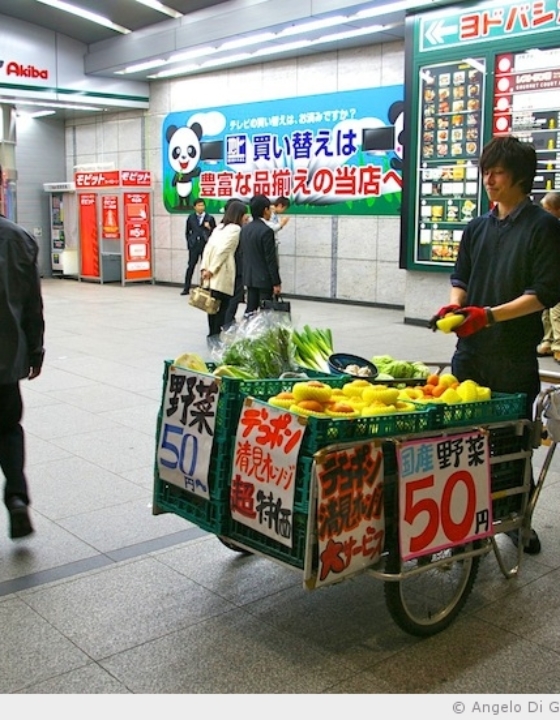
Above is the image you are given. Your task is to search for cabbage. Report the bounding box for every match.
[372,355,394,370]
[384,360,414,378]
[412,362,431,378]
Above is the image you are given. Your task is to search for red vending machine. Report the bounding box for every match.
[75,170,153,285]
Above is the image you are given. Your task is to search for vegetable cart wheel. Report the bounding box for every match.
[383,543,480,637]
[217,536,252,554]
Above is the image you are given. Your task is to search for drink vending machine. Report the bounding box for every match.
[43,182,79,277]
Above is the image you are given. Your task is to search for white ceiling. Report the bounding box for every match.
[0,0,448,118]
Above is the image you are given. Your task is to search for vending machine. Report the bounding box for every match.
[43,182,79,277]
[75,170,153,285]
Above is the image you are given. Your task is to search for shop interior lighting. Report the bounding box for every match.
[132,0,182,19]
[34,0,131,34]
[115,58,167,75]
[147,19,399,79]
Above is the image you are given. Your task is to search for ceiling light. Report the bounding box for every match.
[200,53,252,69]
[219,32,276,52]
[115,59,167,74]
[35,0,130,34]
[318,24,395,43]
[25,110,57,118]
[148,63,200,79]
[132,0,182,18]
[351,0,433,20]
[168,46,217,63]
[11,99,103,111]
[277,16,345,38]
[252,40,310,58]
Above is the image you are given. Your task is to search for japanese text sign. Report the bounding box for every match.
[156,366,220,498]
[397,431,492,561]
[230,399,306,547]
[162,86,404,217]
[315,442,384,588]
[419,0,560,52]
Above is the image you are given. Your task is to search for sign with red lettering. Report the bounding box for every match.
[75,171,121,189]
[101,195,120,239]
[397,431,492,561]
[124,192,152,280]
[315,442,384,588]
[78,193,99,277]
[230,399,306,547]
[156,366,221,498]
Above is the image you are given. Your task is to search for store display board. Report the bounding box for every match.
[401,0,560,271]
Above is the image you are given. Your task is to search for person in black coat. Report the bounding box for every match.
[180,198,216,295]
[0,213,45,539]
[240,195,281,314]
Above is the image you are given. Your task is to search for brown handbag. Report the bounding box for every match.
[188,285,221,315]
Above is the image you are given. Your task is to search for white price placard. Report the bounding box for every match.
[397,430,492,561]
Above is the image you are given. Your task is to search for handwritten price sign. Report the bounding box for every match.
[396,431,493,561]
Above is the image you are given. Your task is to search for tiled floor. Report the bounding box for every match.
[2,278,560,695]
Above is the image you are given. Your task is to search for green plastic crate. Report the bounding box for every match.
[428,392,526,428]
[154,476,229,534]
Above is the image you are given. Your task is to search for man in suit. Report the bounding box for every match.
[180,198,216,295]
[0,213,45,539]
[240,195,281,314]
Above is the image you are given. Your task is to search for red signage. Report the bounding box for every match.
[79,193,99,278]
[124,192,152,280]
[102,195,120,239]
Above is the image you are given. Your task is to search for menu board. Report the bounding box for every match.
[493,47,560,201]
[415,58,486,265]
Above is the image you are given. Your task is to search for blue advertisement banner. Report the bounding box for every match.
[162,87,404,216]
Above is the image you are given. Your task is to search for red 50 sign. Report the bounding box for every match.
[397,431,493,561]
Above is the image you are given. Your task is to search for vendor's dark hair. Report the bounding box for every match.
[479,136,537,194]
[222,199,247,226]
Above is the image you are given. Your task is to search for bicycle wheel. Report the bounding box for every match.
[384,543,480,637]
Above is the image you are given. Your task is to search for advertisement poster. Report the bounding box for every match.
[102,195,120,239]
[156,366,221,499]
[124,192,152,280]
[415,58,485,265]
[78,193,99,277]
[493,45,560,201]
[315,442,384,588]
[162,87,404,216]
[397,430,493,561]
[230,399,306,547]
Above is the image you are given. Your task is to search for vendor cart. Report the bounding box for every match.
[153,361,558,637]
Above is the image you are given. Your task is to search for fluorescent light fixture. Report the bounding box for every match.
[277,16,345,37]
[148,63,200,79]
[351,0,432,20]
[26,110,57,118]
[200,53,252,69]
[115,59,167,74]
[218,32,276,52]
[132,0,182,18]
[168,46,217,63]
[317,24,392,43]
[12,99,103,111]
[35,0,130,34]
[252,40,310,58]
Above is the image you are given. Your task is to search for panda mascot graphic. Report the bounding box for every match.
[166,122,203,208]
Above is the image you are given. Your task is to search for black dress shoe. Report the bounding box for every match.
[7,498,34,539]
[507,528,541,555]
[180,289,189,296]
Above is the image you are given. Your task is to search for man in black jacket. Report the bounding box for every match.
[181,198,216,295]
[240,195,281,314]
[0,214,45,539]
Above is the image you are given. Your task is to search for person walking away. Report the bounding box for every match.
[200,200,247,346]
[428,135,560,555]
[181,198,216,295]
[240,195,281,315]
[536,191,560,360]
[0,213,45,539]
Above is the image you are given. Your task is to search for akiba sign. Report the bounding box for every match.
[0,60,49,79]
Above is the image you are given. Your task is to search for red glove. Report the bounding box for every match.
[455,306,489,337]
[428,304,461,331]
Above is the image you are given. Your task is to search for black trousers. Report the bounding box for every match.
[207,289,230,338]
[183,239,205,291]
[0,383,29,506]
[245,287,272,315]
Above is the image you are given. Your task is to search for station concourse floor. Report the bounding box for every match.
[2,278,560,696]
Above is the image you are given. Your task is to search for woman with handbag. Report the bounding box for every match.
[200,199,248,346]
